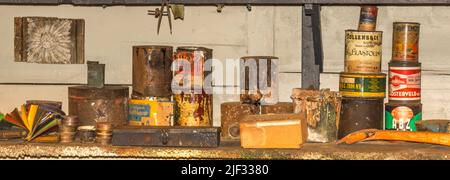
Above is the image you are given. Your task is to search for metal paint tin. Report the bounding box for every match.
[385,102,422,131]
[128,99,174,127]
[240,56,279,105]
[174,47,213,89]
[87,61,105,88]
[345,30,383,74]
[132,46,173,97]
[339,72,386,98]
[388,61,421,102]
[392,22,420,61]
[174,91,213,127]
[338,97,384,139]
[221,102,260,140]
[358,6,378,31]
[68,86,129,127]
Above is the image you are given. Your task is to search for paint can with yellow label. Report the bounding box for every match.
[339,72,387,98]
[345,30,383,74]
[392,22,420,62]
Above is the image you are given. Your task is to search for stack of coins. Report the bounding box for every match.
[59,116,79,143]
[386,22,423,132]
[96,122,113,145]
[339,6,386,139]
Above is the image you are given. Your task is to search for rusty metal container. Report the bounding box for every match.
[68,86,129,127]
[261,102,294,114]
[388,61,421,103]
[26,100,63,110]
[358,6,378,31]
[111,126,220,148]
[174,46,213,89]
[174,91,212,127]
[240,56,279,105]
[385,102,422,132]
[291,88,342,143]
[87,61,105,88]
[220,102,260,140]
[128,98,174,127]
[132,46,173,97]
[392,22,420,62]
[338,97,384,139]
[339,72,386,98]
[345,30,383,74]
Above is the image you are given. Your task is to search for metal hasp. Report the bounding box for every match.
[302,4,323,90]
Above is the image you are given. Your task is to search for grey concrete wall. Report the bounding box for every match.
[0,5,449,126]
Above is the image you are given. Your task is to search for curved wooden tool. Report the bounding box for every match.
[337,129,450,146]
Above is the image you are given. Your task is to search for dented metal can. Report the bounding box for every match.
[174,47,213,89]
[291,88,342,143]
[392,22,420,61]
[385,102,422,132]
[240,56,279,105]
[339,72,386,98]
[133,46,173,97]
[338,97,384,139]
[388,61,421,103]
[174,91,213,127]
[220,102,260,140]
[345,30,383,74]
[358,6,378,31]
[68,86,129,127]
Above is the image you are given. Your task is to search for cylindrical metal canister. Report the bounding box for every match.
[388,61,421,103]
[174,91,213,127]
[87,61,105,88]
[339,72,386,98]
[261,102,294,114]
[132,46,173,97]
[68,86,129,127]
[344,30,383,74]
[385,102,422,131]
[358,6,378,31]
[128,98,174,127]
[174,47,213,89]
[392,22,420,61]
[240,56,279,105]
[221,102,260,140]
[338,97,384,139]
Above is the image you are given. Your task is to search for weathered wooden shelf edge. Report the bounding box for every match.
[0,141,448,160]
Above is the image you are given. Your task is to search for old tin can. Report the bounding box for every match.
[240,56,279,105]
[68,86,129,127]
[388,61,421,103]
[87,61,105,88]
[174,47,213,89]
[174,91,213,127]
[385,102,422,131]
[111,126,220,148]
[392,22,420,61]
[133,46,173,97]
[128,98,174,127]
[345,30,383,74]
[338,97,384,139]
[261,102,294,114]
[77,126,96,143]
[358,6,378,31]
[220,102,260,140]
[291,88,342,143]
[26,100,63,110]
[339,72,386,98]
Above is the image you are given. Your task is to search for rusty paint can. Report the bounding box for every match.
[132,46,173,97]
[68,86,129,127]
[345,30,383,74]
[240,56,279,105]
[291,88,342,143]
[174,91,213,127]
[128,98,174,127]
[385,102,422,132]
[261,102,294,114]
[388,61,421,103]
[358,6,378,31]
[174,47,213,89]
[339,72,386,98]
[392,22,420,61]
[221,102,260,140]
[338,97,384,139]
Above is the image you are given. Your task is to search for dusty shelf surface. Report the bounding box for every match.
[0,141,448,160]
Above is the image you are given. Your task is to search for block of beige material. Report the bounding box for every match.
[240,114,307,149]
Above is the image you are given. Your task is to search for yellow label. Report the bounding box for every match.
[128,99,174,126]
[345,31,383,74]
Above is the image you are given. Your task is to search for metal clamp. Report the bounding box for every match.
[148,0,173,34]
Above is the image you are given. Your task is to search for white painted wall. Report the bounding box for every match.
[0,5,449,126]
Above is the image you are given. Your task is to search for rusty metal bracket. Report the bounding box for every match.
[148,0,173,34]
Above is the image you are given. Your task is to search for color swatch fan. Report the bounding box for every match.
[3,104,65,141]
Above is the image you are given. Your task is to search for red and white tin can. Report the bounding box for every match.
[388,61,421,102]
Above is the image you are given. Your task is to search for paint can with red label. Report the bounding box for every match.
[388,61,421,103]
[358,6,378,31]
